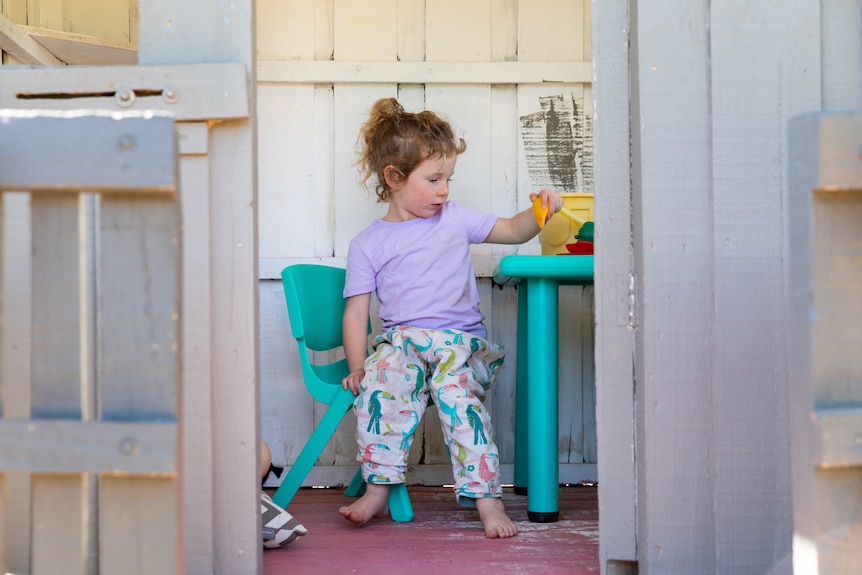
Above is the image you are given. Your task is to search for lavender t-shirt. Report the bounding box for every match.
[344,201,498,339]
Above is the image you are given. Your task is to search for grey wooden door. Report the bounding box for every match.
[0,110,180,574]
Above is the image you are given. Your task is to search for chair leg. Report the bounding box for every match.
[388,483,414,522]
[272,389,355,508]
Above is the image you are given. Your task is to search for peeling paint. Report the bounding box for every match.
[520,93,594,193]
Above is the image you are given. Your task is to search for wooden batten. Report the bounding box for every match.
[0,14,137,66]
[0,420,177,475]
[21,25,137,65]
[0,63,249,122]
[0,13,62,65]
[258,60,592,85]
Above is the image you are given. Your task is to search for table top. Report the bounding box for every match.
[493,255,594,286]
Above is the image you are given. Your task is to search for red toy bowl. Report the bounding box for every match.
[564,241,594,255]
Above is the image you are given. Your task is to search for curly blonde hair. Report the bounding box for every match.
[357,98,467,202]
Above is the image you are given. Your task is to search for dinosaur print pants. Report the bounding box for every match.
[353,325,506,504]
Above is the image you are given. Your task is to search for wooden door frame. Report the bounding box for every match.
[592,1,637,571]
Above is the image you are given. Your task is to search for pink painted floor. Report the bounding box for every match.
[264,485,599,575]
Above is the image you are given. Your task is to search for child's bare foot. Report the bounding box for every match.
[476,497,517,538]
[339,483,390,526]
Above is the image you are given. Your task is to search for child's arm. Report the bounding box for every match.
[342,292,372,394]
[485,189,563,244]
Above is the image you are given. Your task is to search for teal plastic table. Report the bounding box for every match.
[493,255,594,522]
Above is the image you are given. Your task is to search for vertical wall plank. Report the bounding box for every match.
[592,0,637,565]
[711,1,820,572]
[2,0,26,22]
[0,194,31,418]
[488,86,519,261]
[312,85,336,257]
[257,0,316,60]
[487,282,518,467]
[314,0,334,60]
[100,478,177,575]
[559,286,586,463]
[426,0,490,61]
[0,192,33,575]
[29,193,86,575]
[30,195,81,418]
[0,473,4,573]
[582,0,592,62]
[258,84,317,259]
[79,194,100,575]
[207,120,260,575]
[333,84,396,256]
[426,85,494,252]
[138,1,259,572]
[518,0,585,62]
[97,194,179,574]
[333,0,396,61]
[259,280,308,472]
[98,197,178,421]
[396,0,425,61]
[580,287,597,463]
[178,150,215,572]
[31,475,86,575]
[66,0,134,42]
[31,0,63,30]
[630,1,715,572]
[490,0,517,61]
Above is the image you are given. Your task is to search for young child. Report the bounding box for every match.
[339,97,562,539]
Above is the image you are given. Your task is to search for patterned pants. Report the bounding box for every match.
[353,325,506,504]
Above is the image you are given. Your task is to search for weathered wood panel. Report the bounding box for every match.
[175,140,215,571]
[591,0,637,567]
[710,2,820,572]
[28,191,83,575]
[0,110,181,575]
[138,1,259,572]
[0,191,34,575]
[630,1,719,572]
[2,1,255,574]
[0,63,249,122]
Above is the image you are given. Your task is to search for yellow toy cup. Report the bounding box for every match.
[534,193,594,255]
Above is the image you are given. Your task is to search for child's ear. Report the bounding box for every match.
[383,165,405,189]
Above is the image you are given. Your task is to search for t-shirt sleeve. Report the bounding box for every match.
[448,201,498,244]
[344,238,376,298]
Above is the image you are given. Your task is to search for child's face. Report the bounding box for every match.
[385,154,456,222]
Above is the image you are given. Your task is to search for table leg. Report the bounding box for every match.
[526,277,559,523]
[514,283,529,496]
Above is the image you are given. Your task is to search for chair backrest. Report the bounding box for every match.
[281,264,360,405]
[282,264,347,351]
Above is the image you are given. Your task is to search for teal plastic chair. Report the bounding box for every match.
[271,264,413,522]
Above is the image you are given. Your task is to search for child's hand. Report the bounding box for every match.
[342,367,366,395]
[529,189,564,226]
